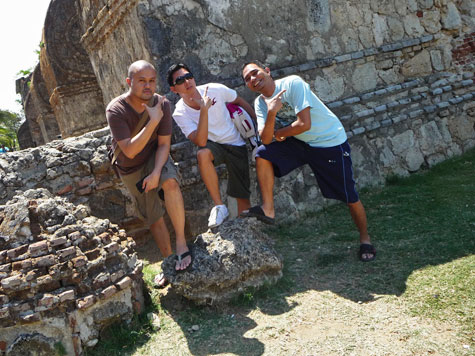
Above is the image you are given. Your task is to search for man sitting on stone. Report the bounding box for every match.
[241,61,376,262]
[167,63,256,228]
[107,60,191,287]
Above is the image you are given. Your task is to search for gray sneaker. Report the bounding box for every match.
[208,204,229,228]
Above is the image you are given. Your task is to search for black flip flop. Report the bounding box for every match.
[175,250,192,271]
[240,206,275,225]
[359,243,376,262]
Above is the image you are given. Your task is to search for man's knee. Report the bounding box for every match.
[161,177,180,192]
[197,148,214,164]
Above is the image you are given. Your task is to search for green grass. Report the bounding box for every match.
[86,148,475,355]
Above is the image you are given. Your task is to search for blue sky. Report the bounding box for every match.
[0,0,51,114]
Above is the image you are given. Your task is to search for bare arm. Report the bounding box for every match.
[117,96,165,158]
[260,89,286,145]
[187,86,214,147]
[140,134,171,193]
[274,106,312,141]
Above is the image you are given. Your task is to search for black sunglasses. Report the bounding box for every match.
[173,72,194,86]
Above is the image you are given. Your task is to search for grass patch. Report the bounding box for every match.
[87,148,475,355]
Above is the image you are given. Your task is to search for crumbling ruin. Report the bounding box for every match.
[0,189,143,355]
[162,218,283,305]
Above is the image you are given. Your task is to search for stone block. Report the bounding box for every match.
[72,255,88,268]
[77,295,95,309]
[104,242,120,254]
[356,109,375,118]
[116,276,132,290]
[12,259,32,271]
[58,289,75,302]
[100,285,118,299]
[34,254,56,268]
[374,105,388,113]
[1,274,23,289]
[327,101,343,109]
[7,245,28,259]
[436,102,450,109]
[343,97,360,104]
[57,246,76,260]
[49,236,68,247]
[29,240,49,257]
[353,127,366,135]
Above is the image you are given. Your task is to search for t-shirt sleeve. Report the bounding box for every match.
[254,96,267,132]
[172,108,198,138]
[210,83,237,103]
[106,106,131,142]
[157,99,172,136]
[288,77,313,116]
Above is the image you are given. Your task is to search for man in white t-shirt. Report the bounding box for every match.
[167,63,256,228]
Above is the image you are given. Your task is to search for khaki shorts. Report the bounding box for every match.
[120,154,178,227]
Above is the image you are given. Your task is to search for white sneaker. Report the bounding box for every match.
[208,204,229,228]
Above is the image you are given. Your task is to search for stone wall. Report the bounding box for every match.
[0,189,143,355]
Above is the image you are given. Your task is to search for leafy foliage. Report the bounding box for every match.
[0,110,22,150]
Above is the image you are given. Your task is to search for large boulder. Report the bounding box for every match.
[162,218,283,305]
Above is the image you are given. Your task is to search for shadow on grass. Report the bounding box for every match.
[268,148,475,303]
[87,149,475,355]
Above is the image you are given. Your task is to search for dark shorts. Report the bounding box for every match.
[120,154,179,227]
[255,137,359,203]
[199,141,250,199]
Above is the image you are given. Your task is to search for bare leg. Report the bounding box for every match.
[149,217,172,258]
[162,178,190,270]
[236,198,251,215]
[197,148,223,206]
[348,200,374,260]
[256,157,275,218]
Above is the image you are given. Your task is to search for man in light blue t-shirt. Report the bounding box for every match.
[241,61,375,262]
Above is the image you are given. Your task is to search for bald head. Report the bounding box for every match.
[127,60,156,80]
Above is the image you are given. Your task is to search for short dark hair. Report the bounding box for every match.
[167,63,192,87]
[241,60,267,80]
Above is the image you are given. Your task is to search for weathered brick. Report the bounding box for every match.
[374,105,388,113]
[98,232,111,244]
[68,231,81,241]
[49,236,68,247]
[34,254,56,267]
[116,276,132,290]
[110,270,125,283]
[352,127,366,135]
[72,256,88,268]
[0,264,10,273]
[20,311,40,323]
[77,295,95,309]
[343,97,360,104]
[29,240,49,256]
[56,184,74,195]
[57,246,76,259]
[96,181,113,190]
[104,242,120,254]
[0,306,10,319]
[12,259,32,271]
[93,272,111,289]
[0,250,6,264]
[77,186,93,196]
[100,285,118,299]
[1,274,23,289]
[355,109,374,118]
[76,177,95,188]
[59,289,75,303]
[37,294,59,310]
[7,245,28,259]
[327,101,343,109]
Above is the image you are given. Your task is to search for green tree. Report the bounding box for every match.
[0,110,22,150]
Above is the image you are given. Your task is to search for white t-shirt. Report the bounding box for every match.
[172,83,245,146]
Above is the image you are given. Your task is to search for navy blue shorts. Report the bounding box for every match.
[255,137,359,203]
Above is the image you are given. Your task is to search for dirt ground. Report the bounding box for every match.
[134,238,472,356]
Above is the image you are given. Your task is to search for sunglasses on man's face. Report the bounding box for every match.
[173,72,194,86]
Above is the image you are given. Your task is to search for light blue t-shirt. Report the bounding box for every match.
[254,75,347,147]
